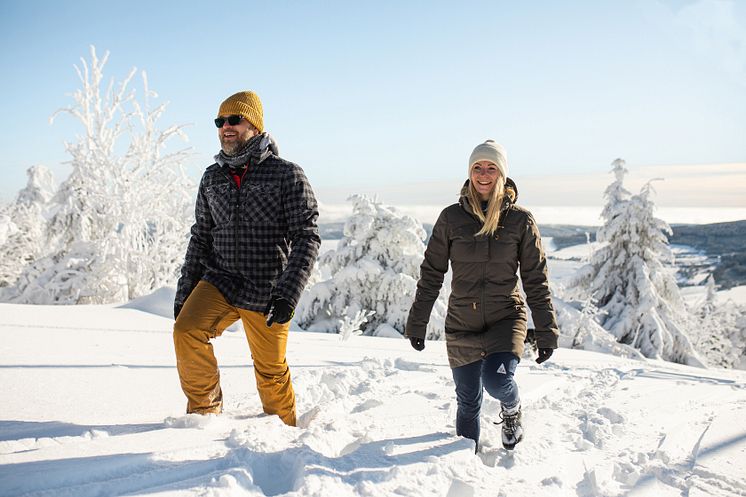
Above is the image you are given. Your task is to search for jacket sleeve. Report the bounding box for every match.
[175,176,214,306]
[405,209,450,339]
[518,211,559,349]
[273,166,321,307]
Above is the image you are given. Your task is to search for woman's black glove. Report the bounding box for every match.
[409,337,425,351]
[536,348,553,364]
[265,297,294,326]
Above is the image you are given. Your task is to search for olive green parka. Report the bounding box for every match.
[405,179,559,368]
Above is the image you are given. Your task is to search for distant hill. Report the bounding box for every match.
[670,220,746,254]
[541,221,746,290]
[670,221,746,290]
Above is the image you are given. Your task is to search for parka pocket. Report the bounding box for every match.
[445,300,484,332]
[491,233,519,261]
[450,226,489,262]
[485,299,527,328]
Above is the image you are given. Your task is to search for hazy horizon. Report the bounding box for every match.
[318,202,746,227]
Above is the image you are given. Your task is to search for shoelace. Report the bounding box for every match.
[497,411,519,435]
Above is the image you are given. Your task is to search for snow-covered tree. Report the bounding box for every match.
[17,165,56,206]
[296,195,447,338]
[735,311,746,369]
[0,165,55,288]
[0,214,15,248]
[4,46,193,304]
[553,297,644,359]
[698,275,719,320]
[569,159,703,366]
[6,241,128,304]
[693,276,746,369]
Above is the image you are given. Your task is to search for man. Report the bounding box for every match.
[173,90,320,426]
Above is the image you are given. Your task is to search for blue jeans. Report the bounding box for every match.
[451,352,520,445]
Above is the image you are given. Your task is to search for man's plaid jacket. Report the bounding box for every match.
[175,151,321,312]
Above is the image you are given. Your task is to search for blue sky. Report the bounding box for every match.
[1,0,744,208]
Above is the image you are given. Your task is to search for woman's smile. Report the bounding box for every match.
[471,161,501,200]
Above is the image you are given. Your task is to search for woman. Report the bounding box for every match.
[405,140,559,451]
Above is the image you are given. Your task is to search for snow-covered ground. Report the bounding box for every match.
[717,286,746,305]
[2,296,746,497]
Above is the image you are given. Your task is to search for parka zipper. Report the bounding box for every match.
[484,209,507,327]
[471,238,489,327]
[480,251,487,329]
[458,192,513,330]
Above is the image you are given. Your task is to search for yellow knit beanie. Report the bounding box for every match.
[217,91,264,133]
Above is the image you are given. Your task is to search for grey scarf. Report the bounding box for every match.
[214,132,279,169]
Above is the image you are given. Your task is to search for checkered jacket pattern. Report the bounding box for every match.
[175,155,321,311]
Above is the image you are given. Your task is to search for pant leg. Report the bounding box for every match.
[240,310,296,427]
[173,281,239,414]
[451,359,484,445]
[481,352,520,410]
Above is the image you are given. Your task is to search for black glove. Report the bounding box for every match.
[265,297,294,326]
[536,348,553,364]
[174,303,183,320]
[409,337,425,351]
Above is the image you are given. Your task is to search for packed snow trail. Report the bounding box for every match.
[1,302,745,497]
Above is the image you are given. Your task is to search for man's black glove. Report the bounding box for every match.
[174,303,183,320]
[536,348,553,364]
[409,337,425,351]
[265,297,294,326]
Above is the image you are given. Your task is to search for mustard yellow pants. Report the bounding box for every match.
[173,280,296,426]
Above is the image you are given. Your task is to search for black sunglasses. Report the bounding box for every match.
[214,115,243,128]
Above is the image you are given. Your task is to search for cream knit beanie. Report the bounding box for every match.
[468,140,508,179]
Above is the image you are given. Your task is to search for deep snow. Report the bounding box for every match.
[1,295,746,497]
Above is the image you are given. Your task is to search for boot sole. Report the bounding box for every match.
[502,434,523,450]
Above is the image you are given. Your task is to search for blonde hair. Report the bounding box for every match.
[465,165,505,237]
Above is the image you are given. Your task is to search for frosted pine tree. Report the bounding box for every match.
[734,310,746,369]
[0,214,15,247]
[568,159,630,310]
[694,276,746,369]
[0,165,56,289]
[16,165,56,206]
[296,195,447,338]
[570,159,703,365]
[6,46,193,304]
[701,275,718,316]
[553,296,644,359]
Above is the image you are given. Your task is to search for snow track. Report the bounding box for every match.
[2,303,746,496]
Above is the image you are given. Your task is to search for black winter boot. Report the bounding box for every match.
[498,404,524,450]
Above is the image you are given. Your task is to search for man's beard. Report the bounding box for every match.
[220,130,253,156]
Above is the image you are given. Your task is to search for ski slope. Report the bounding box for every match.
[1,299,745,497]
